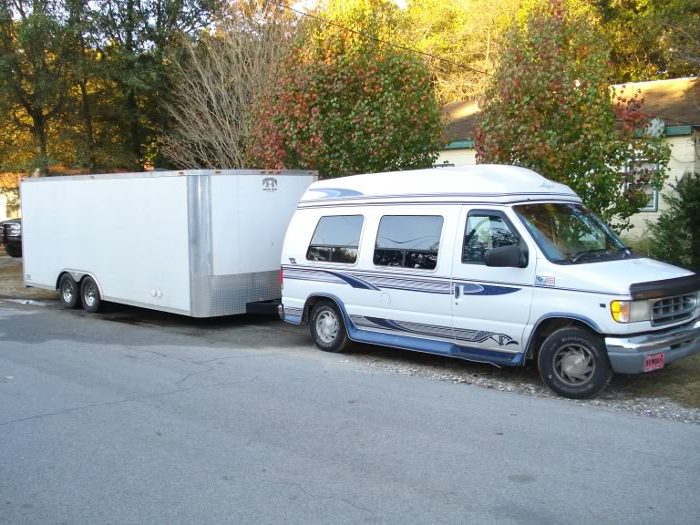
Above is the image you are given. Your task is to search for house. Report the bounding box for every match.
[0,173,22,220]
[438,77,700,236]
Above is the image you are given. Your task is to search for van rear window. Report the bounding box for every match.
[306,215,364,264]
[374,215,443,270]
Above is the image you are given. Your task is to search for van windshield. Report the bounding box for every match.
[513,203,630,264]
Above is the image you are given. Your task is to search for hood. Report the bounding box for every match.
[539,256,695,296]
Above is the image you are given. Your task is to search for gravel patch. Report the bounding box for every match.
[343,344,700,425]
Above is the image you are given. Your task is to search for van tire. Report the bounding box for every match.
[80,276,103,313]
[58,274,81,309]
[538,327,612,399]
[310,301,350,353]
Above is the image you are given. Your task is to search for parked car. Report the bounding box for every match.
[279,165,700,399]
[1,218,22,258]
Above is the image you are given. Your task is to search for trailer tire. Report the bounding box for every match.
[58,274,81,309]
[538,327,612,399]
[80,276,103,313]
[310,301,350,353]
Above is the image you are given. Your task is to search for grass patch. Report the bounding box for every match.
[612,354,700,409]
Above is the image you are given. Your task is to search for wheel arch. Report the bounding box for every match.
[55,270,103,298]
[525,314,603,361]
[302,293,349,326]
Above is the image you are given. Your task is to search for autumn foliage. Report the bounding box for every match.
[476,0,670,230]
[246,1,442,178]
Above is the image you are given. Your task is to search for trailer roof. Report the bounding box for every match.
[298,164,579,207]
[20,169,317,183]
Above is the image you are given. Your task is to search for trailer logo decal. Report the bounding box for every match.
[262,177,278,192]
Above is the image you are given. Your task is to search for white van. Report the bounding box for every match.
[279,165,700,398]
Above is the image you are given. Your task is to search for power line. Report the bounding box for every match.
[275,2,487,76]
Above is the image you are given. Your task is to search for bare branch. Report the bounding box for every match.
[161,1,294,169]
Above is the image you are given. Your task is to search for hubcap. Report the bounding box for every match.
[316,310,339,344]
[62,281,75,303]
[553,343,595,386]
[84,284,97,307]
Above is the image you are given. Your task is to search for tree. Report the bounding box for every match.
[246,0,442,177]
[591,0,700,82]
[0,0,77,175]
[648,172,700,272]
[403,0,534,104]
[92,0,222,168]
[161,1,294,168]
[476,0,670,230]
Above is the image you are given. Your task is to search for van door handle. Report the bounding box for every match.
[454,284,461,299]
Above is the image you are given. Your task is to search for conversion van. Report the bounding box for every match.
[279,165,700,399]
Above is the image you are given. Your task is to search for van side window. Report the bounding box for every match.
[307,215,364,263]
[463,213,519,264]
[374,215,443,270]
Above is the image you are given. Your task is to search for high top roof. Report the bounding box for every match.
[299,164,579,207]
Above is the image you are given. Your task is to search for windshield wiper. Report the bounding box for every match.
[570,248,611,263]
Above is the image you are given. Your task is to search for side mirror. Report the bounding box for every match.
[484,244,528,268]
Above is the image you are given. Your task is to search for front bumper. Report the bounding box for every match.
[605,319,700,374]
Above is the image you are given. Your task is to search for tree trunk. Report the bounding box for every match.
[31,111,49,176]
[79,78,97,171]
[127,90,141,168]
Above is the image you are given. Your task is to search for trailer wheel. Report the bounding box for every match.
[58,274,81,309]
[310,301,350,353]
[538,327,612,399]
[80,276,103,313]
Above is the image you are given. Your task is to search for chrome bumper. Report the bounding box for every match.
[605,319,700,374]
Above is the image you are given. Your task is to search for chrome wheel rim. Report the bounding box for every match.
[553,344,595,386]
[84,283,98,307]
[61,281,75,303]
[316,310,339,344]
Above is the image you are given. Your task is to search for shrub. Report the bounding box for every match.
[647,172,700,272]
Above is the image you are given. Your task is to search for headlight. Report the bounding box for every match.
[610,300,651,323]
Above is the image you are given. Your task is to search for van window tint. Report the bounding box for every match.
[307,215,363,263]
[463,213,519,264]
[374,215,443,270]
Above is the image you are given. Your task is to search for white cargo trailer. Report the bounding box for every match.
[21,169,316,317]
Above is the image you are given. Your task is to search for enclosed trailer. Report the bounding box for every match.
[21,169,316,317]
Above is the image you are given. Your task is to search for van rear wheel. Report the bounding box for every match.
[58,274,81,309]
[310,301,350,353]
[538,327,612,399]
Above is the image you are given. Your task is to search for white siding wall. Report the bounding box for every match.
[627,133,698,238]
[436,148,477,166]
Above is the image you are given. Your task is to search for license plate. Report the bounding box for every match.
[644,352,665,372]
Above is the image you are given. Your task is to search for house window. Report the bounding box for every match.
[374,215,443,270]
[307,215,364,264]
[640,187,659,212]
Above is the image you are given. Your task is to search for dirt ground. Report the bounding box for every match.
[1,248,699,411]
[0,248,55,300]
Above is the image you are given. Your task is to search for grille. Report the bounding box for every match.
[651,294,697,326]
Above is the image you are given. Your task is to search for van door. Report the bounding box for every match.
[345,206,457,355]
[450,206,535,365]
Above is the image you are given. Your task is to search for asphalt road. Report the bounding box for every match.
[1,300,699,524]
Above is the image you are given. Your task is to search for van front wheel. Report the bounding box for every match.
[538,327,612,399]
[310,301,350,353]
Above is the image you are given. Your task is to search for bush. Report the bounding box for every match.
[647,172,700,272]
